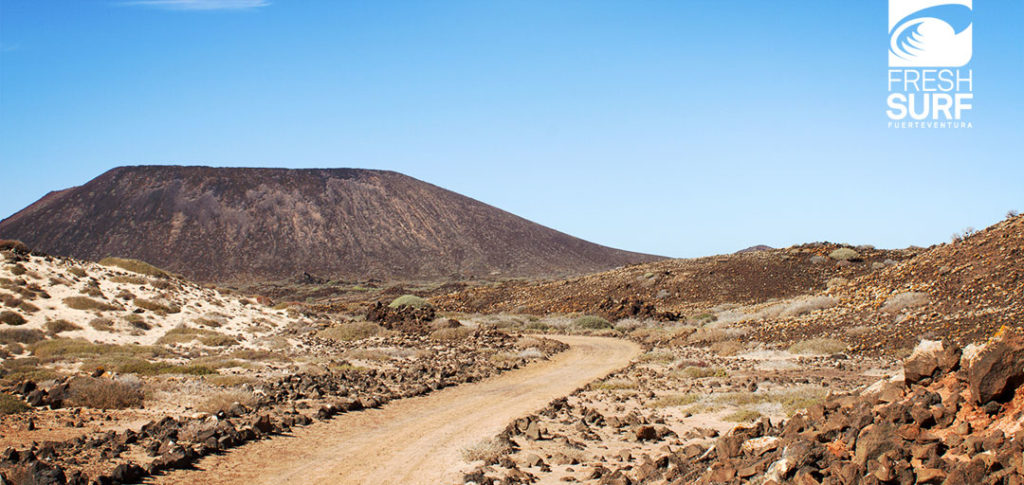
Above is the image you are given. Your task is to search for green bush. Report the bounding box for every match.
[0,394,30,415]
[98,257,172,278]
[572,315,612,330]
[113,359,216,376]
[388,294,430,309]
[828,248,861,261]
[0,311,26,326]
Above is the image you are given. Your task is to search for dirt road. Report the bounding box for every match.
[152,336,641,485]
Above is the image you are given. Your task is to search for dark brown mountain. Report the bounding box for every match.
[0,166,661,283]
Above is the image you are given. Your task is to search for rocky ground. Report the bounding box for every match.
[460,343,897,484]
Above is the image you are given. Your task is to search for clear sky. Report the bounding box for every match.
[1,0,1022,258]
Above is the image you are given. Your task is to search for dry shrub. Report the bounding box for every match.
[0,240,29,253]
[110,275,149,285]
[318,322,384,341]
[199,390,257,413]
[134,298,181,315]
[29,339,170,361]
[63,296,118,312]
[676,366,728,379]
[68,267,87,278]
[826,277,849,289]
[193,317,223,328]
[462,437,512,464]
[882,292,929,313]
[68,376,144,409]
[429,326,474,341]
[157,326,237,347]
[89,318,115,332]
[724,409,764,423]
[788,338,847,355]
[710,340,745,356]
[0,311,26,326]
[828,248,861,261]
[779,296,836,318]
[637,349,675,364]
[98,257,171,278]
[648,393,699,408]
[0,328,46,344]
[592,378,638,391]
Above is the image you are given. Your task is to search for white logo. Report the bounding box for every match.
[889,0,972,67]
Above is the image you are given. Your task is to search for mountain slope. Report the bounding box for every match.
[0,166,660,283]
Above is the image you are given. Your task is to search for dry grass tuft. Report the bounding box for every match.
[68,376,144,409]
[157,326,237,347]
[99,257,172,278]
[461,437,512,464]
[882,291,929,313]
[788,338,847,355]
[318,322,385,341]
[63,296,119,312]
[0,328,46,344]
[429,326,474,341]
[134,298,181,315]
[198,390,257,413]
[649,393,700,408]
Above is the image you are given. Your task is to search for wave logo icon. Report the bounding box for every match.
[889,0,972,67]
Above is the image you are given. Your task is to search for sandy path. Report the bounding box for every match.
[152,336,641,485]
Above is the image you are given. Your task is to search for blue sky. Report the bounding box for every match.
[1,0,1022,257]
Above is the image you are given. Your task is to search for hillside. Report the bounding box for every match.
[752,213,1024,352]
[0,166,659,283]
[434,243,918,320]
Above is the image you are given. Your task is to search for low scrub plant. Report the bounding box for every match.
[676,365,728,379]
[318,322,385,341]
[388,294,430,309]
[29,338,171,362]
[0,394,30,415]
[779,296,837,318]
[134,298,181,315]
[0,328,46,345]
[157,326,237,347]
[462,437,512,464]
[882,292,929,313]
[724,409,764,423]
[198,390,257,413]
[98,257,172,278]
[63,296,119,312]
[788,338,847,355]
[68,376,144,409]
[649,393,700,408]
[429,326,474,341]
[0,311,26,326]
[572,315,612,330]
[89,318,115,332]
[828,248,861,261]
